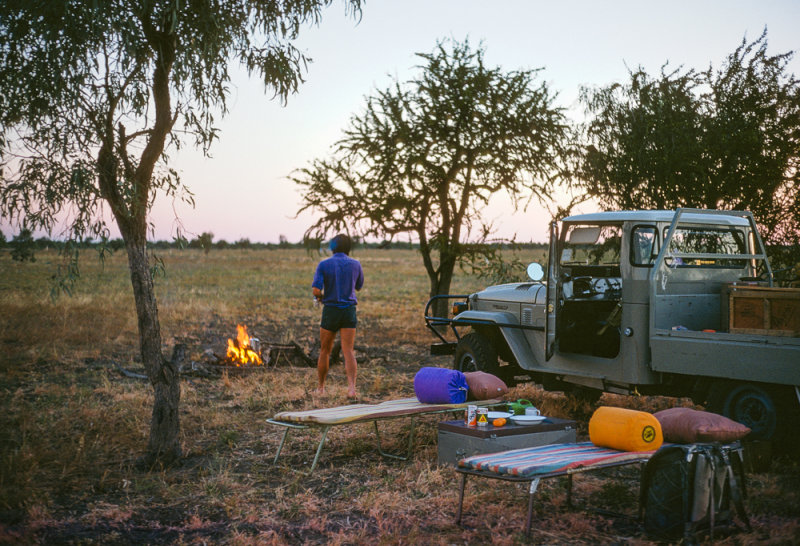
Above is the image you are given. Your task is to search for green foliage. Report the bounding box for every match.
[295,38,571,303]
[189,231,214,254]
[303,234,323,255]
[10,228,36,262]
[0,0,363,245]
[579,30,800,248]
[469,250,528,285]
[50,245,81,299]
[0,0,363,462]
[234,237,252,249]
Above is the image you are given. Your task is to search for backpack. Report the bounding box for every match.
[640,442,750,543]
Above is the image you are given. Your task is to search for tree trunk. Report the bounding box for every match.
[429,255,457,319]
[125,238,181,466]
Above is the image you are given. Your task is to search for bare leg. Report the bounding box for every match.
[340,327,357,398]
[317,327,336,395]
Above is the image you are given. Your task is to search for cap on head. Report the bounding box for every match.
[329,234,352,255]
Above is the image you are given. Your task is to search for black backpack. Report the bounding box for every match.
[641,442,751,543]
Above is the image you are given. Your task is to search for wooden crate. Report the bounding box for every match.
[722,284,800,337]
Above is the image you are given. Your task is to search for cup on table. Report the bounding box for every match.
[525,407,541,417]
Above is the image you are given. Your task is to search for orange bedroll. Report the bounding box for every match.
[589,406,663,452]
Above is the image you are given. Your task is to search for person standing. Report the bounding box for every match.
[312,234,364,398]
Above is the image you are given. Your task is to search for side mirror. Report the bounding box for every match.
[527,262,544,281]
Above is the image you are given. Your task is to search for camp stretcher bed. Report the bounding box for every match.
[267,397,502,473]
[455,442,656,536]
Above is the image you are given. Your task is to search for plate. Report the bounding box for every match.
[510,414,547,424]
[487,411,512,420]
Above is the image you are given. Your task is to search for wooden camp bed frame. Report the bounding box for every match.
[454,442,656,537]
[267,397,502,474]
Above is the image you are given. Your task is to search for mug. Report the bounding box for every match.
[508,399,533,415]
[525,407,541,417]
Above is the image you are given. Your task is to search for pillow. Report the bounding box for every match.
[463,371,508,401]
[413,367,468,404]
[589,406,663,452]
[654,407,750,444]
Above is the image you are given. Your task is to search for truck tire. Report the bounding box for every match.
[454,332,499,375]
[708,381,778,441]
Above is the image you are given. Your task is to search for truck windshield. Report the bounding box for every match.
[561,224,622,266]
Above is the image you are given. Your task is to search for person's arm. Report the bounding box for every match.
[312,262,324,302]
[355,263,364,291]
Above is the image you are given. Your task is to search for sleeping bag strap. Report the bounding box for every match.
[683,450,696,542]
[706,447,717,542]
[720,447,751,532]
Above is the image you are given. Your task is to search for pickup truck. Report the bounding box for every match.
[425,209,800,441]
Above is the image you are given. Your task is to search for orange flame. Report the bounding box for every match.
[226,324,263,366]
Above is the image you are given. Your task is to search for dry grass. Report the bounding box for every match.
[1,247,799,544]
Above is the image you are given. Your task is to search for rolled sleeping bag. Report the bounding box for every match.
[413,367,468,404]
[589,406,663,452]
[463,371,508,401]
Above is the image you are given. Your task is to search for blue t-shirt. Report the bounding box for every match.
[312,252,364,308]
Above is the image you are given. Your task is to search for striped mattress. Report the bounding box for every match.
[458,441,655,478]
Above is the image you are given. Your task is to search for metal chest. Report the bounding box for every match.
[437,417,577,466]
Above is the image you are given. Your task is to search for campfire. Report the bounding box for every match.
[195,323,315,374]
[226,324,263,366]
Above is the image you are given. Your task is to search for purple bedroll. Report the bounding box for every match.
[414,367,468,404]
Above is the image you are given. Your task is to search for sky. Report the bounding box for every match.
[3,0,799,244]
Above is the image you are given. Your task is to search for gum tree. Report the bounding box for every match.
[0,0,361,465]
[295,39,571,316]
[579,31,800,264]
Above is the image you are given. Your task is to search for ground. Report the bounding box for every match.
[1,248,799,545]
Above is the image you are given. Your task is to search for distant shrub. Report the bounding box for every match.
[11,228,36,262]
[234,238,251,249]
[189,232,214,254]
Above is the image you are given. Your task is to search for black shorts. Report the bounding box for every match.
[320,305,357,332]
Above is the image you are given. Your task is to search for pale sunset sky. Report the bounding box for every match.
[2,0,799,244]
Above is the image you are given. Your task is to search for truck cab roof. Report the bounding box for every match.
[563,210,750,226]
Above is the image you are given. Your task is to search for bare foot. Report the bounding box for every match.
[314,387,326,396]
[347,389,358,400]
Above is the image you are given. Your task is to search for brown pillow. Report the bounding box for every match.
[463,371,508,401]
[654,407,750,444]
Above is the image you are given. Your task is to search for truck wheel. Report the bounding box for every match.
[710,382,778,441]
[454,332,498,375]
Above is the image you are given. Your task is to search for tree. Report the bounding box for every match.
[579,31,800,258]
[189,232,214,254]
[234,237,252,249]
[295,39,571,315]
[10,228,36,262]
[0,0,362,465]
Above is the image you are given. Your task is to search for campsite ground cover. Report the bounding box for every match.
[1,247,799,544]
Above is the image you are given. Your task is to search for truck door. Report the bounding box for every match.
[545,220,559,360]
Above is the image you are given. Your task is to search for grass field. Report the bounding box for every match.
[1,247,799,544]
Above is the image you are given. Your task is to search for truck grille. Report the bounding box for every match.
[522,307,533,325]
